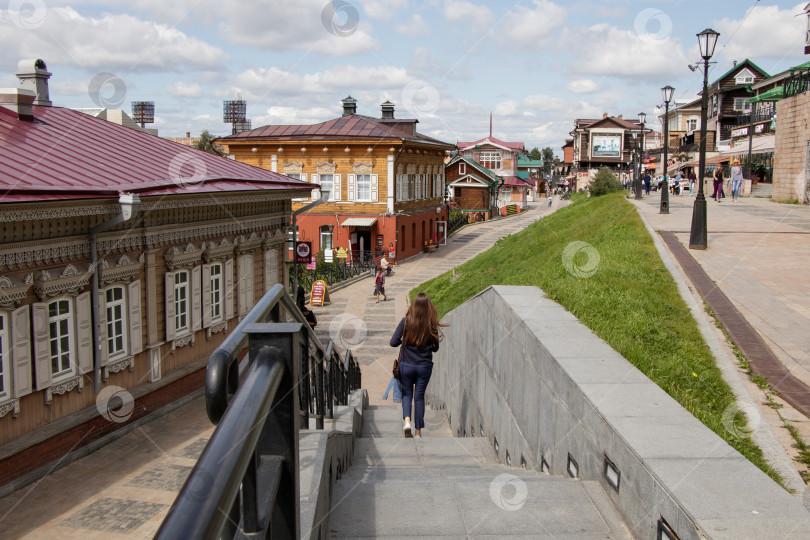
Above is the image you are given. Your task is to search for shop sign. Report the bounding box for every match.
[731,127,748,138]
[295,241,311,264]
[310,280,330,306]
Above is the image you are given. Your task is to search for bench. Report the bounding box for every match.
[423,241,439,253]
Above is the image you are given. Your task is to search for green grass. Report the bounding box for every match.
[413,191,783,485]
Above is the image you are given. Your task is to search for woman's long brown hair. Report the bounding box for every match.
[403,292,445,347]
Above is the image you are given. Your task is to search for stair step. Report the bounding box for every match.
[330,475,631,539]
[350,437,499,468]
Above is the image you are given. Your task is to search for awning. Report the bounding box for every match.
[340,217,378,227]
[746,86,783,103]
[726,134,776,156]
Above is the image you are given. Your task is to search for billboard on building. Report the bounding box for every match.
[592,135,621,157]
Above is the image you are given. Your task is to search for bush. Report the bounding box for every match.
[589,166,622,196]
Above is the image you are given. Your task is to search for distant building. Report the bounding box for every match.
[453,135,531,210]
[569,114,647,189]
[73,108,158,136]
[516,155,545,197]
[165,132,202,147]
[218,97,455,260]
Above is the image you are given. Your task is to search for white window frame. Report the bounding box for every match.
[459,162,466,174]
[319,174,335,201]
[356,174,371,201]
[0,312,9,401]
[174,270,191,336]
[105,285,128,361]
[320,226,334,251]
[733,98,752,113]
[687,119,698,131]
[480,151,502,170]
[47,297,75,383]
[209,262,224,325]
[735,69,755,85]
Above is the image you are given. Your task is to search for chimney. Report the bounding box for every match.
[733,60,737,67]
[0,88,36,121]
[381,100,395,119]
[186,132,191,139]
[16,59,52,106]
[602,112,608,119]
[617,114,623,120]
[342,95,357,116]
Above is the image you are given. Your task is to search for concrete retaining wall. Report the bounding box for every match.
[426,285,810,540]
[299,389,367,540]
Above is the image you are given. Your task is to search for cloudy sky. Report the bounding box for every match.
[1,0,807,155]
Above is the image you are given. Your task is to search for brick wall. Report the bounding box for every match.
[773,92,810,202]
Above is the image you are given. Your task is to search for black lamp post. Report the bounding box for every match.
[636,112,646,199]
[689,28,720,250]
[660,85,674,214]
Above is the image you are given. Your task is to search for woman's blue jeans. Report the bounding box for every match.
[400,362,433,430]
[732,179,742,199]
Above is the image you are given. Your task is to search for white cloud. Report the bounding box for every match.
[0,6,227,72]
[166,81,203,98]
[713,3,806,62]
[566,78,598,94]
[219,0,379,56]
[361,0,408,19]
[443,0,493,29]
[501,0,565,49]
[253,105,339,126]
[572,23,689,77]
[397,14,428,36]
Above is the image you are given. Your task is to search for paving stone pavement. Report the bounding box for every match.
[311,200,565,408]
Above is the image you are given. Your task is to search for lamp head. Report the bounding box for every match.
[638,112,646,125]
[661,85,675,104]
[697,28,720,60]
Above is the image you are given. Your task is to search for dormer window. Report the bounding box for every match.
[459,162,466,174]
[735,68,755,85]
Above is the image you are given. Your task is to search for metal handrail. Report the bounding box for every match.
[158,283,362,539]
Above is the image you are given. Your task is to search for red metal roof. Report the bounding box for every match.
[457,136,526,152]
[501,176,533,187]
[221,114,453,149]
[0,105,311,203]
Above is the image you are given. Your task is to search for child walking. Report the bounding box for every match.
[375,267,387,303]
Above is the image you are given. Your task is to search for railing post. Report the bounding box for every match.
[314,348,325,430]
[299,331,310,430]
[246,323,302,540]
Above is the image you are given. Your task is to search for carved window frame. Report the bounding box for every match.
[0,312,9,402]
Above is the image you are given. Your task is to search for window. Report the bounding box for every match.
[105,286,127,360]
[48,298,74,380]
[287,173,301,180]
[480,151,501,170]
[0,313,8,399]
[687,119,698,131]
[454,186,461,198]
[174,270,190,334]
[735,69,755,85]
[356,174,371,201]
[319,174,334,200]
[459,162,466,174]
[320,225,334,251]
[733,98,752,112]
[209,263,223,323]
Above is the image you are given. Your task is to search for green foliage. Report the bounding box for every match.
[529,147,542,161]
[194,130,225,156]
[541,147,557,174]
[413,192,783,486]
[589,166,623,196]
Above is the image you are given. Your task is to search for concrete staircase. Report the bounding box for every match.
[328,405,633,539]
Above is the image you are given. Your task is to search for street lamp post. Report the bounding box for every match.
[636,112,646,199]
[689,28,720,250]
[660,85,674,214]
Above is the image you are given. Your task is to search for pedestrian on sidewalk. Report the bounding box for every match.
[390,293,445,438]
[643,171,652,195]
[688,169,696,196]
[381,255,392,276]
[374,267,387,302]
[712,166,724,202]
[731,160,743,202]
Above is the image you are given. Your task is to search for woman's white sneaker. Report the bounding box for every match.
[403,421,412,438]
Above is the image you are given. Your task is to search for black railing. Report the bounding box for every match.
[785,69,810,98]
[737,108,775,126]
[291,250,387,292]
[156,284,361,540]
[448,212,469,234]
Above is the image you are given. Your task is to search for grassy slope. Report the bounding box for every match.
[416,191,781,484]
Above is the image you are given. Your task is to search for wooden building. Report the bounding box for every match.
[218,98,456,261]
[454,135,530,209]
[445,156,502,221]
[569,114,647,188]
[0,60,310,493]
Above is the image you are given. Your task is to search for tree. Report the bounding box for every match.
[529,147,542,161]
[541,147,558,175]
[589,166,622,196]
[194,130,225,156]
